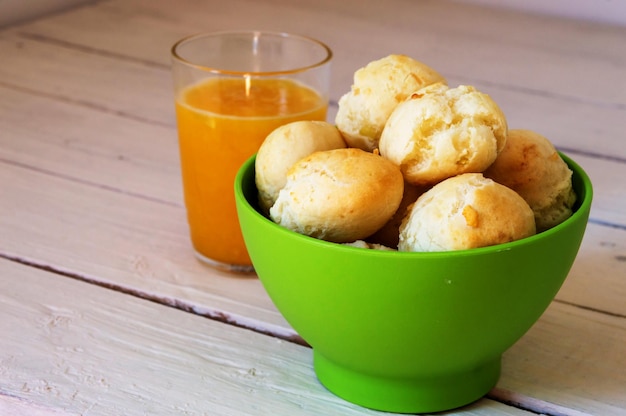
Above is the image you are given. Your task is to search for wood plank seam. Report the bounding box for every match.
[0,251,309,346]
[0,78,175,128]
[487,388,595,416]
[17,30,171,70]
[554,298,626,320]
[13,30,343,111]
[0,155,180,207]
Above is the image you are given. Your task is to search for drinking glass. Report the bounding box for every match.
[171,31,332,273]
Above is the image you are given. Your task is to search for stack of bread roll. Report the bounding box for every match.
[255,54,577,252]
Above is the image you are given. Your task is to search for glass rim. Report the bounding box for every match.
[170,30,333,76]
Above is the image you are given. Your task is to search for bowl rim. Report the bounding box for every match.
[235,152,593,259]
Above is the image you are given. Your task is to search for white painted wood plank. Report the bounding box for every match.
[1,0,625,159]
[453,0,626,27]
[12,0,626,105]
[500,300,626,415]
[0,155,624,329]
[2,256,625,415]
[0,34,176,128]
[0,82,182,206]
[0,157,291,331]
[0,394,73,416]
[0,258,533,416]
[557,222,626,317]
[562,152,626,227]
[0,0,95,28]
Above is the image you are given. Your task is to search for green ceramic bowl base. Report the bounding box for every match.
[314,351,500,413]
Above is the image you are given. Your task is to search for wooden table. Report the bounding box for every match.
[1,1,625,414]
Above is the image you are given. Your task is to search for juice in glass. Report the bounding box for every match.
[175,77,327,269]
[171,31,332,272]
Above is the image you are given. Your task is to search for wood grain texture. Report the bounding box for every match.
[0,259,534,416]
[1,161,625,415]
[0,0,625,414]
[3,0,626,155]
[500,301,626,415]
[0,160,291,332]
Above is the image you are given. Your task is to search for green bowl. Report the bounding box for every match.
[234,153,592,413]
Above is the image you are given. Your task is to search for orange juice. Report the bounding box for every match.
[175,77,327,268]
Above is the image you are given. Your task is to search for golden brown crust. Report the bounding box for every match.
[483,129,576,231]
[379,83,508,186]
[269,148,404,243]
[399,173,536,252]
[255,121,346,214]
[335,54,446,152]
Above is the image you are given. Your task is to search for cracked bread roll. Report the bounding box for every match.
[269,148,404,243]
[335,54,446,152]
[255,121,346,214]
[379,83,508,186]
[484,129,576,231]
[399,173,536,252]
